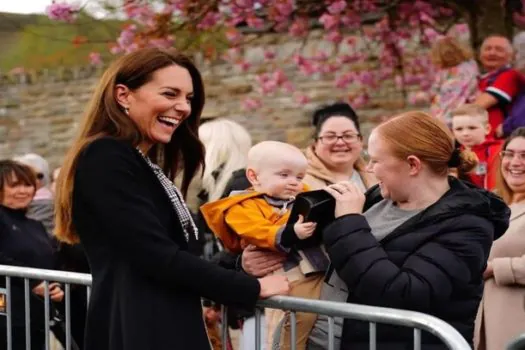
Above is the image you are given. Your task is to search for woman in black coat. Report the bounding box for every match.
[319,112,509,350]
[241,112,510,349]
[56,242,89,349]
[53,48,289,350]
[0,160,64,349]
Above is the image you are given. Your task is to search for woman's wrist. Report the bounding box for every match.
[334,213,363,220]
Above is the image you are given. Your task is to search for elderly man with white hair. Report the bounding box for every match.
[475,35,524,139]
[14,153,55,237]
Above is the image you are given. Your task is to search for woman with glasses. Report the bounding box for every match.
[240,103,378,349]
[475,127,525,350]
[245,112,509,349]
[240,103,377,281]
[303,102,376,191]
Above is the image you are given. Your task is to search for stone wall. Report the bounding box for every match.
[0,30,424,170]
[0,66,101,169]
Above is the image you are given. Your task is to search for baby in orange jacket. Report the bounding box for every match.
[200,141,328,350]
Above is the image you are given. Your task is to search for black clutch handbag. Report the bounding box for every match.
[288,190,335,240]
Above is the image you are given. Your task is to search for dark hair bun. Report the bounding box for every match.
[457,149,478,174]
[312,102,358,127]
[311,102,361,137]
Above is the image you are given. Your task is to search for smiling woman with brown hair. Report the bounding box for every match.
[54,48,289,350]
[475,127,525,350]
[243,111,510,349]
[304,102,376,191]
[0,160,63,349]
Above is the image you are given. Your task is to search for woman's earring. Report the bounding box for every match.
[124,107,129,116]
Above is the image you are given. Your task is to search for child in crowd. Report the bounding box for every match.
[200,141,329,350]
[203,301,224,350]
[451,104,503,190]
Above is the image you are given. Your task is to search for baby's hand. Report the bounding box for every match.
[294,215,317,240]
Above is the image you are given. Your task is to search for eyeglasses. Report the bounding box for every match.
[317,133,361,145]
[500,150,525,161]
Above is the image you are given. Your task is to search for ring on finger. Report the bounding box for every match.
[344,184,355,192]
[331,185,345,193]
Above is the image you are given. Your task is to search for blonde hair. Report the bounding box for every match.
[377,111,477,175]
[199,118,252,201]
[247,141,307,171]
[13,153,50,186]
[451,104,489,124]
[431,37,473,69]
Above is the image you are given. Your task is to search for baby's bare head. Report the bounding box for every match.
[246,141,308,199]
[248,141,306,171]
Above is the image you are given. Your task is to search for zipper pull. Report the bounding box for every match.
[279,196,295,215]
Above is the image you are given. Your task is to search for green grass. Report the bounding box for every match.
[0,11,122,70]
[0,11,238,71]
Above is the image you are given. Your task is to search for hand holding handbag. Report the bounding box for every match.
[287,190,335,243]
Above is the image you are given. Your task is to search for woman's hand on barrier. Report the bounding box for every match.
[324,181,365,217]
[32,282,64,302]
[258,275,290,299]
[242,244,286,277]
[49,283,64,302]
[32,281,46,296]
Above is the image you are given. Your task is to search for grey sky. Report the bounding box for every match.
[0,0,56,14]
[0,0,116,18]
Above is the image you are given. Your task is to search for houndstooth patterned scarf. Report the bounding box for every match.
[136,148,198,242]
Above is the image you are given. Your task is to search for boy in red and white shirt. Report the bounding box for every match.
[475,35,522,138]
[451,104,502,190]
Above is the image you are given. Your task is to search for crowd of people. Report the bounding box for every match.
[0,33,525,350]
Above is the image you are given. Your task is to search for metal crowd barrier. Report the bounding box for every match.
[222,297,472,350]
[0,265,91,350]
[0,265,473,350]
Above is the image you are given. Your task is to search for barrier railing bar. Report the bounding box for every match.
[290,311,297,350]
[327,316,335,350]
[23,279,30,350]
[414,328,422,350]
[65,283,71,350]
[254,308,262,350]
[6,277,12,350]
[369,322,376,350]
[0,265,471,350]
[44,281,50,350]
[0,266,90,286]
[257,297,470,350]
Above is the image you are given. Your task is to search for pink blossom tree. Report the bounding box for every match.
[46,0,525,110]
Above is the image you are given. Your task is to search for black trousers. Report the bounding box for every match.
[0,324,45,350]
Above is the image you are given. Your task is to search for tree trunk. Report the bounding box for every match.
[461,0,513,51]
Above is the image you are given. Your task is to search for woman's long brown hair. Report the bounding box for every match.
[55,48,205,244]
